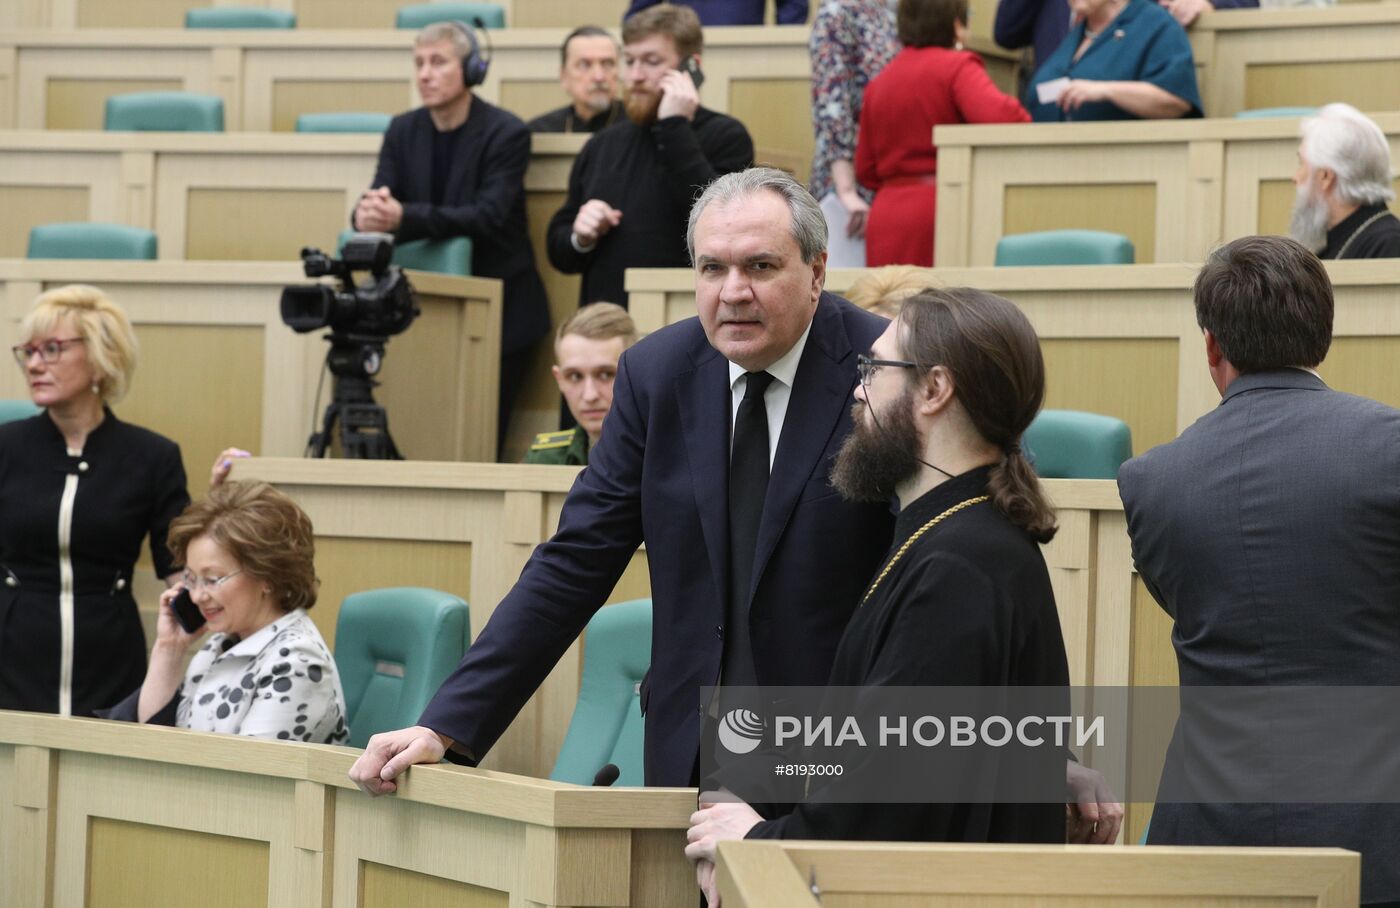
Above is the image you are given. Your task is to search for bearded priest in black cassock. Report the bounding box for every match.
[687,288,1109,899]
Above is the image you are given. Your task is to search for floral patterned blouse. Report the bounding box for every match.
[177,608,349,744]
[809,0,900,201]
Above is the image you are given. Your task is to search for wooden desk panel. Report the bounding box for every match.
[717,841,1360,907]
[934,114,1400,267]
[0,132,377,259]
[1191,4,1400,118]
[630,264,1200,454]
[627,261,1400,457]
[0,132,578,456]
[0,27,1017,182]
[5,6,1399,124]
[0,714,695,908]
[0,260,502,474]
[8,0,651,29]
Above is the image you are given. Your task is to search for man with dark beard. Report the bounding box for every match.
[686,287,1079,902]
[546,3,754,308]
[1289,103,1400,260]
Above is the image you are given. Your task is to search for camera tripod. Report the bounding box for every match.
[306,334,402,460]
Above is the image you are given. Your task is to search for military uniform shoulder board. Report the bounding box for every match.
[530,430,575,451]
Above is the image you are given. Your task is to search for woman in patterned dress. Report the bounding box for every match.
[808,0,900,243]
[105,480,349,744]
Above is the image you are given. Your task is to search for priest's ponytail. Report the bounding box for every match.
[988,443,1057,544]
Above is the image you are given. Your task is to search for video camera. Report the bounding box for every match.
[280,233,420,460]
[280,233,418,337]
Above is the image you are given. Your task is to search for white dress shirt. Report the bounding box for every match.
[727,319,814,468]
[177,608,349,744]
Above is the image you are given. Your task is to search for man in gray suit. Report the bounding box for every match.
[1118,235,1400,907]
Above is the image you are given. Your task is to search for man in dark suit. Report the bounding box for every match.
[348,167,894,794]
[1118,235,1400,906]
[353,21,550,447]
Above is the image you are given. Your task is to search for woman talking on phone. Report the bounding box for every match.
[105,481,348,744]
[0,285,190,718]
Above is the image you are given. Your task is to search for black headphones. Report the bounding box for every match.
[449,19,491,88]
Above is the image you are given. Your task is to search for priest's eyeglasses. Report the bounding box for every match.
[856,354,919,388]
[11,337,85,366]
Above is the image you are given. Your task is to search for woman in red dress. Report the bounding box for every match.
[857,0,1030,267]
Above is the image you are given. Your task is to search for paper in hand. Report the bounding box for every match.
[1036,77,1071,105]
[819,192,867,269]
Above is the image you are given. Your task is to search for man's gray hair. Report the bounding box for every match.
[416,21,473,61]
[1300,103,1396,206]
[686,167,828,264]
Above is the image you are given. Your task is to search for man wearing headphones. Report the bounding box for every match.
[355,21,550,451]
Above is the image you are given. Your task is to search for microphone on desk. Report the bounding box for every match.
[593,763,621,787]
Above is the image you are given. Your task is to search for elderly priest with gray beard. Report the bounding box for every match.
[1290,103,1400,260]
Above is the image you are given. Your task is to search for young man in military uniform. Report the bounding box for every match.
[524,303,637,465]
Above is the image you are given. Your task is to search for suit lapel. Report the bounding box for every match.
[676,346,732,617]
[749,296,854,600]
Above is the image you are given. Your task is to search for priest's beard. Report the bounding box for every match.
[582,90,614,115]
[1289,181,1330,253]
[831,388,923,503]
[624,87,661,125]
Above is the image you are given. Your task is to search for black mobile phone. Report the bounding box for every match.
[170,588,206,634]
[682,55,705,90]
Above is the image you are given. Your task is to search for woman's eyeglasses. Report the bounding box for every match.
[11,337,85,366]
[180,570,244,593]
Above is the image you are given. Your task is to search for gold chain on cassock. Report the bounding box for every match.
[859,496,989,606]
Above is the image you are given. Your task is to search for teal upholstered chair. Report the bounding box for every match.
[394,237,472,275]
[550,598,652,787]
[994,230,1135,267]
[395,2,505,28]
[104,92,224,132]
[1235,107,1317,119]
[27,223,158,260]
[0,400,41,425]
[295,112,393,133]
[334,587,470,748]
[1023,409,1132,480]
[185,6,296,27]
[337,229,472,276]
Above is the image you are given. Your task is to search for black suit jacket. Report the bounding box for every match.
[1119,369,1400,903]
[419,293,896,785]
[360,101,550,354]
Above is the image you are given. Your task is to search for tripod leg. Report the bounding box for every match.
[309,401,340,458]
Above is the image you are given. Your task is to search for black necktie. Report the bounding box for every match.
[724,370,775,688]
